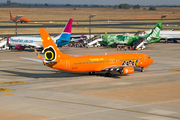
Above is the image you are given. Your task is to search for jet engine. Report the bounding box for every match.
[15,45,24,50]
[119,67,134,75]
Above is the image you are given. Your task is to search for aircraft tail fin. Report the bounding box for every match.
[146,20,162,42]
[56,19,73,46]
[79,34,84,41]
[9,11,13,19]
[39,28,71,62]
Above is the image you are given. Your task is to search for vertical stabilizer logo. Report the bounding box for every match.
[147,27,160,41]
[42,46,56,62]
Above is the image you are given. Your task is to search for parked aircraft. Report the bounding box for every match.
[143,30,180,43]
[70,34,87,42]
[100,21,162,49]
[7,19,73,51]
[21,28,153,77]
[9,11,29,23]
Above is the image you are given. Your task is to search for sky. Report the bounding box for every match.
[3,0,180,5]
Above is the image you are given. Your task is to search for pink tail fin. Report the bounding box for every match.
[63,19,73,33]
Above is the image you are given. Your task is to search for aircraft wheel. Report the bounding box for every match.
[141,68,144,72]
[21,46,25,50]
[119,69,123,75]
[105,73,111,77]
[89,72,95,75]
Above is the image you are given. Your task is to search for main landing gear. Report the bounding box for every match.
[105,73,112,77]
[89,72,112,77]
[89,72,95,75]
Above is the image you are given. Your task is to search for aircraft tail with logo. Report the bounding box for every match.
[39,28,71,64]
[79,34,84,41]
[145,20,162,43]
[54,19,73,47]
[9,11,14,20]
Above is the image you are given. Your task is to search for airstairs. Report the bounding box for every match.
[87,38,102,47]
[133,38,146,50]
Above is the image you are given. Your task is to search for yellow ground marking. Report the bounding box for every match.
[0,93,13,96]
[171,70,180,72]
[1,81,27,85]
[0,88,14,92]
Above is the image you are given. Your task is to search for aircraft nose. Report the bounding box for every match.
[148,58,153,65]
[26,19,29,22]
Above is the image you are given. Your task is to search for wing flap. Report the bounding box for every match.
[101,65,134,71]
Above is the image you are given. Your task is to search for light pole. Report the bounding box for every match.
[89,14,97,39]
[15,21,18,36]
[161,14,168,30]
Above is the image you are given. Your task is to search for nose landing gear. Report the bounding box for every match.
[141,67,144,72]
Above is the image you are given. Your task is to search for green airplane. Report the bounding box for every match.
[100,20,162,49]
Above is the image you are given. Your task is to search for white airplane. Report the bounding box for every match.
[7,19,73,51]
[144,30,180,43]
[70,34,87,42]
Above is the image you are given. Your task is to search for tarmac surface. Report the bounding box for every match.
[0,42,180,120]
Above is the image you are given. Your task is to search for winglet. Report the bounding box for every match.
[34,49,43,60]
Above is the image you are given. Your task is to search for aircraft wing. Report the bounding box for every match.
[15,15,23,19]
[101,65,134,71]
[160,35,173,39]
[27,43,42,48]
[152,37,161,39]
[99,65,135,75]
[138,36,147,38]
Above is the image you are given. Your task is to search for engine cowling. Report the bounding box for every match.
[15,44,23,50]
[119,67,134,75]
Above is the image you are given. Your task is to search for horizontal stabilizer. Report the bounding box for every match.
[20,57,42,62]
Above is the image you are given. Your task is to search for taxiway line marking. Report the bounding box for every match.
[1,81,27,85]
[25,96,180,120]
[0,88,14,92]
[0,93,13,96]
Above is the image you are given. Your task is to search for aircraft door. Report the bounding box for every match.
[144,55,147,63]
[66,61,70,69]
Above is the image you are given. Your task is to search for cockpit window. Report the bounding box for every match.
[148,57,151,59]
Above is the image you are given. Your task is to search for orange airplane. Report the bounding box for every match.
[23,28,153,77]
[9,11,29,23]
